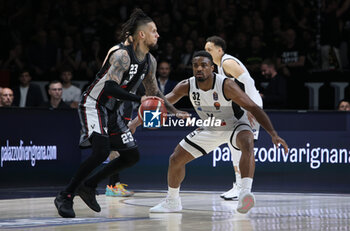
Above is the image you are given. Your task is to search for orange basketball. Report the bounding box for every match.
[138,98,167,125]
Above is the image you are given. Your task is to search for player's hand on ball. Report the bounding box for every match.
[141,95,164,104]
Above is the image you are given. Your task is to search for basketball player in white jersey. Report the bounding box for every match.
[205,36,263,200]
[149,51,288,214]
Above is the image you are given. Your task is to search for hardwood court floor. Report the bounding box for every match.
[0,191,349,231]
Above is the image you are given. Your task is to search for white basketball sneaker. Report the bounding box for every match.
[149,197,182,213]
[222,183,241,200]
[236,190,255,214]
[220,191,228,198]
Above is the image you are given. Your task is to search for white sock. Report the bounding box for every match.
[235,172,242,187]
[167,186,180,199]
[241,178,253,192]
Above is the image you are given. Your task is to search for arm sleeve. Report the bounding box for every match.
[104,80,141,102]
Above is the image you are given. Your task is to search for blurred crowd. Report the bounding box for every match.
[0,0,350,109]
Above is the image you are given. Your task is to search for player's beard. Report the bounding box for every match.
[148,42,158,51]
[196,76,207,82]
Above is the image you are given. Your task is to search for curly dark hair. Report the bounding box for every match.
[119,8,153,41]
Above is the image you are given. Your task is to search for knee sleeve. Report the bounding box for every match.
[118,148,140,167]
[91,132,110,163]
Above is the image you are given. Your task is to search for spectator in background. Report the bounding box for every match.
[337,99,350,111]
[320,0,343,70]
[213,18,226,36]
[177,39,195,78]
[184,5,200,29]
[276,28,307,109]
[157,61,178,95]
[171,36,183,68]
[81,39,103,80]
[158,13,173,42]
[60,70,81,108]
[266,16,283,51]
[80,1,100,46]
[3,44,25,76]
[41,80,70,109]
[338,0,350,69]
[0,87,3,106]
[0,88,14,107]
[13,70,43,107]
[56,35,82,74]
[158,42,178,68]
[245,35,268,86]
[26,30,57,80]
[232,32,249,60]
[260,59,287,109]
[239,15,253,37]
[253,17,265,39]
[276,28,306,78]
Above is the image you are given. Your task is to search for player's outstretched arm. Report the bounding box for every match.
[165,79,189,104]
[223,78,288,153]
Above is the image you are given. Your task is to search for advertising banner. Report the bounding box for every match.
[1,108,349,193]
[0,108,81,187]
[124,111,350,193]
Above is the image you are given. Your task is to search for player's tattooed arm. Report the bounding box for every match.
[103,49,141,102]
[107,49,130,84]
[142,55,178,114]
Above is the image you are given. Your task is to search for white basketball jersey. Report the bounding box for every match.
[218,54,263,107]
[188,73,247,130]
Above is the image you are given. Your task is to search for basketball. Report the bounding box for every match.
[138,98,167,125]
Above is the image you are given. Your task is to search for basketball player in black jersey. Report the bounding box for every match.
[54,8,187,218]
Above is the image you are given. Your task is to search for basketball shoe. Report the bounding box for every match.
[236,190,255,214]
[54,191,75,218]
[105,183,134,197]
[222,183,241,200]
[76,183,101,212]
[149,197,182,213]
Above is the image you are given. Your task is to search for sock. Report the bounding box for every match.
[109,173,121,186]
[167,186,180,199]
[235,172,242,187]
[241,178,253,192]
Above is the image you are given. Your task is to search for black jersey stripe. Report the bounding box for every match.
[222,78,244,119]
[229,123,251,150]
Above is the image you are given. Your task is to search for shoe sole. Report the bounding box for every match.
[54,198,75,218]
[237,194,255,214]
[223,196,238,201]
[149,207,183,213]
[106,194,134,197]
[79,195,101,212]
[105,191,134,197]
